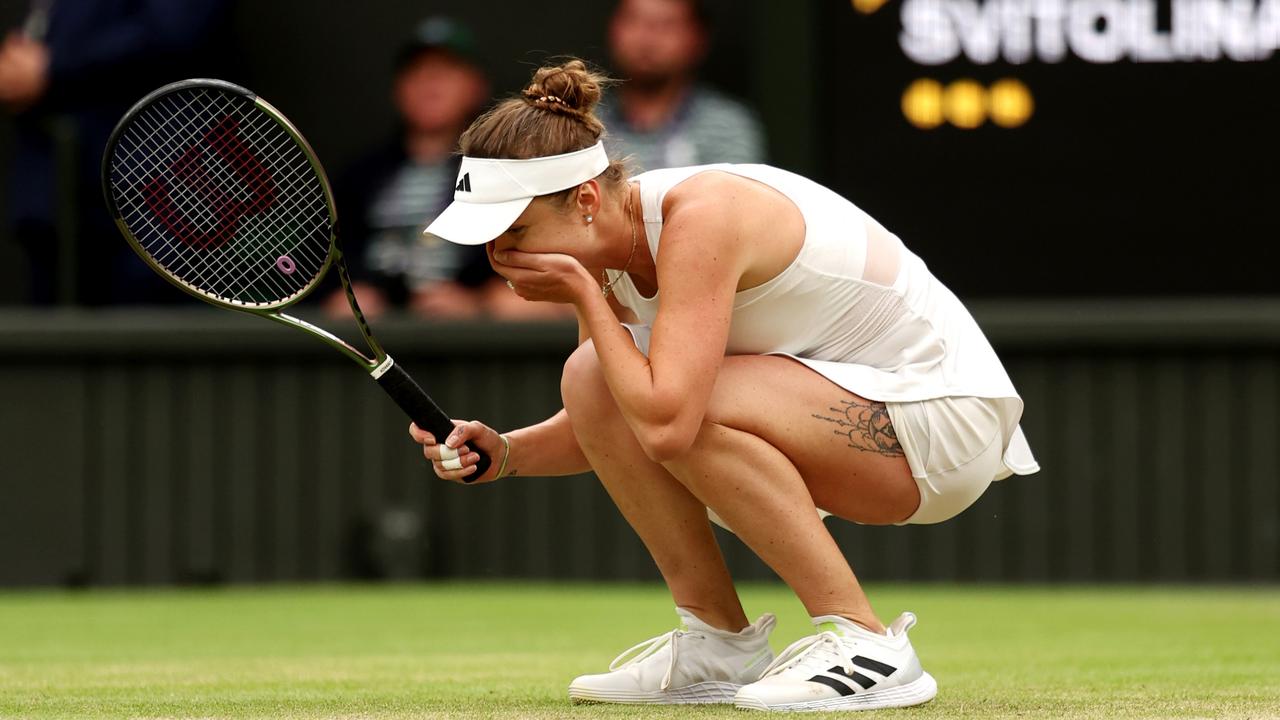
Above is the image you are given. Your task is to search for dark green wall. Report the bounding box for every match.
[2,300,1277,587]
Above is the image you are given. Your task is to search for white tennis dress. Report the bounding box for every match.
[604,164,1039,525]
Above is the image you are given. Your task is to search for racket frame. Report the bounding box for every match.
[101,78,386,372]
[102,79,490,478]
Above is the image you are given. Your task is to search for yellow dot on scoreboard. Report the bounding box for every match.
[989,78,1034,128]
[943,79,986,129]
[851,0,891,14]
[901,79,944,130]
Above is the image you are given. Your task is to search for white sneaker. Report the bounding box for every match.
[734,612,937,712]
[568,608,777,705]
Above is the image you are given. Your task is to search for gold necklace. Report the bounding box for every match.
[600,189,638,298]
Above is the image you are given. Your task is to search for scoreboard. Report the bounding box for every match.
[815,0,1279,296]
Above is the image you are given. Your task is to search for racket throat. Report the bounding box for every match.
[372,358,492,481]
[334,246,387,362]
[269,312,379,369]
[371,355,396,379]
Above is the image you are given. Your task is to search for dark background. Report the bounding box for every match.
[816,2,1279,297]
[0,2,1276,588]
[0,0,1272,299]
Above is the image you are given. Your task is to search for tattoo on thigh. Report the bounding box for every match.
[813,399,905,457]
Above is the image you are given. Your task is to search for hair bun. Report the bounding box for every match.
[461,56,620,160]
[522,60,607,118]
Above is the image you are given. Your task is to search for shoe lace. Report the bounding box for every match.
[758,631,852,679]
[608,628,687,691]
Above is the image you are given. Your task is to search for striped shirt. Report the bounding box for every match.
[598,85,766,173]
[365,160,469,288]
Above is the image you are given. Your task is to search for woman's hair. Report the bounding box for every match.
[458,59,629,205]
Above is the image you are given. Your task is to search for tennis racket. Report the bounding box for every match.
[101,78,490,479]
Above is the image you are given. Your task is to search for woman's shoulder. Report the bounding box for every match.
[635,162,784,182]
[658,165,794,217]
[633,163,724,186]
[631,164,732,225]
[651,168,804,292]
[637,164,766,208]
[647,171,740,227]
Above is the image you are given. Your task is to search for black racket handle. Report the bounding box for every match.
[374,359,491,482]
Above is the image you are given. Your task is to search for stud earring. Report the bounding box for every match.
[585,215,593,223]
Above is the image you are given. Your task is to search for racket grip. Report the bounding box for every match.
[374,359,491,482]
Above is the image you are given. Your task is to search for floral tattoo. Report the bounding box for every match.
[813,399,905,457]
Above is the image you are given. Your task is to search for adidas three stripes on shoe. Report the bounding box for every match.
[734,612,937,712]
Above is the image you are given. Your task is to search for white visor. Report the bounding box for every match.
[423,141,611,246]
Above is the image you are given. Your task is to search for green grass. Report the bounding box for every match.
[0,583,1277,718]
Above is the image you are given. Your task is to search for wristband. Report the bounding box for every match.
[495,434,512,479]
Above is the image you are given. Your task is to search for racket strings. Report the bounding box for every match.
[115,93,254,276]
[109,87,332,305]
[123,91,326,298]
[157,123,326,300]
[145,115,275,250]
[118,99,324,302]
[146,94,327,301]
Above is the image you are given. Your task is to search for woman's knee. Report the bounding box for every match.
[701,355,792,427]
[560,340,615,424]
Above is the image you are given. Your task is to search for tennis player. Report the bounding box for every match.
[409,59,1039,712]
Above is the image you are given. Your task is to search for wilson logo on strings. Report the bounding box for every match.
[143,114,277,248]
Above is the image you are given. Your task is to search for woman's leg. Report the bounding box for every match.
[696,355,921,528]
[661,422,888,631]
[564,344,920,634]
[561,343,749,632]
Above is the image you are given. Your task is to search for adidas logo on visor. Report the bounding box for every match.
[424,142,609,245]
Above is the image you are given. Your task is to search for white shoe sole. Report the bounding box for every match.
[569,680,742,705]
[735,672,937,712]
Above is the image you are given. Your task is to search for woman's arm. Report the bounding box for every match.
[410,407,590,483]
[490,177,750,462]
[501,409,589,477]
[571,187,746,462]
[411,301,635,482]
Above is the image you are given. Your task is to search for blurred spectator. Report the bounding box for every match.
[325,17,568,321]
[601,0,766,171]
[0,0,235,305]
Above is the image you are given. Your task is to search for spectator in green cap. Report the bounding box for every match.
[323,17,567,320]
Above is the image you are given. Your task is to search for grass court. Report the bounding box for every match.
[1,582,1276,718]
